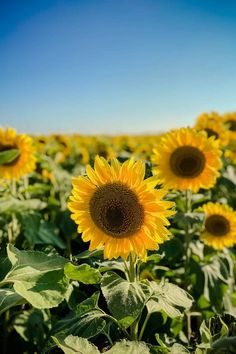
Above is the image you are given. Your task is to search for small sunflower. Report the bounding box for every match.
[222,112,236,141]
[194,120,229,147]
[201,202,236,250]
[224,139,236,164]
[196,112,222,125]
[0,127,36,180]
[68,156,175,260]
[152,128,222,193]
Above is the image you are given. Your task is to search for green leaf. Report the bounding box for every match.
[212,336,236,352]
[97,260,125,273]
[146,281,193,318]
[0,289,25,315]
[101,272,151,328]
[169,343,190,354]
[75,249,103,260]
[14,308,50,348]
[52,334,100,354]
[197,320,212,349]
[5,244,69,308]
[51,309,106,339]
[22,212,66,249]
[75,292,100,316]
[0,149,20,165]
[106,340,151,354]
[146,254,163,263]
[65,263,101,284]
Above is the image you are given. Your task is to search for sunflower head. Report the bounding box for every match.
[196,112,222,125]
[194,119,229,147]
[152,128,222,193]
[68,156,175,261]
[0,127,36,180]
[201,202,236,250]
[222,112,236,142]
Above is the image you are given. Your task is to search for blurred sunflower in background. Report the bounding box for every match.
[224,139,236,164]
[68,156,175,260]
[196,111,222,125]
[222,112,236,142]
[152,128,222,192]
[201,202,236,250]
[0,127,36,180]
[194,119,229,147]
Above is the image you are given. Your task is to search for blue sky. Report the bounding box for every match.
[0,0,236,134]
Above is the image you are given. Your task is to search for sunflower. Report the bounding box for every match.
[201,202,236,250]
[194,119,229,147]
[224,139,236,164]
[68,156,175,260]
[0,127,36,180]
[196,111,222,125]
[152,128,222,193]
[222,112,236,142]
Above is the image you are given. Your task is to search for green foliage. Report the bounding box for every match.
[52,335,151,354]
[64,263,101,284]
[52,334,100,354]
[4,244,69,308]
[22,212,66,248]
[146,280,193,318]
[101,271,151,328]
[0,288,25,315]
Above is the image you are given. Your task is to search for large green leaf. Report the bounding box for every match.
[105,340,150,354]
[5,244,69,308]
[65,263,101,284]
[169,343,190,353]
[0,289,25,315]
[75,292,100,316]
[101,272,151,328]
[52,335,100,354]
[14,308,51,348]
[52,336,151,354]
[51,310,106,339]
[22,212,66,249]
[146,281,193,318]
[0,149,20,165]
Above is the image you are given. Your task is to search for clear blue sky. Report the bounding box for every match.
[0,0,236,134]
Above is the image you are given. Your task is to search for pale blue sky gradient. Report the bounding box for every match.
[0,0,236,134]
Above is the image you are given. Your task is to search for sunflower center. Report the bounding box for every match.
[205,214,230,236]
[89,182,144,238]
[204,128,219,139]
[170,146,206,178]
[226,120,236,131]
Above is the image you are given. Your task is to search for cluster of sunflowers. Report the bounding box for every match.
[1,111,236,353]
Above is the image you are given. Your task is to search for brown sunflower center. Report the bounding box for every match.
[204,128,219,139]
[226,120,236,131]
[205,214,230,236]
[89,182,144,238]
[0,144,20,166]
[170,146,206,178]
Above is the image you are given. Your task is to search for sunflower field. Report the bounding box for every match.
[1,112,236,354]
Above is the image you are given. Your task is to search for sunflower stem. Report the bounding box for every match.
[128,253,140,340]
[124,260,131,281]
[184,190,192,279]
[129,253,136,282]
[138,312,151,340]
[10,179,17,197]
[185,189,192,213]
[23,175,30,199]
